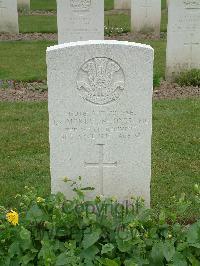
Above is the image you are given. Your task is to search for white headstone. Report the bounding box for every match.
[47,40,153,205]
[131,0,161,36]
[0,0,19,34]
[57,0,104,44]
[166,0,200,80]
[114,0,131,9]
[17,0,30,11]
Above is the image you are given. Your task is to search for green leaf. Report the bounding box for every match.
[103,258,119,266]
[171,252,187,266]
[55,253,68,266]
[101,243,114,255]
[26,204,46,222]
[20,252,36,265]
[163,241,175,262]
[19,226,31,241]
[187,221,200,248]
[124,259,138,266]
[8,242,21,257]
[82,228,101,249]
[19,226,32,250]
[150,242,164,265]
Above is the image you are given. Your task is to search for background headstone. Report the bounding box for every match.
[166,0,200,80]
[47,40,154,205]
[57,0,104,44]
[17,0,30,11]
[0,0,19,34]
[131,0,161,36]
[114,0,131,9]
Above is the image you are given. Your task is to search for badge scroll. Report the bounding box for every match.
[77,57,125,105]
[70,0,91,11]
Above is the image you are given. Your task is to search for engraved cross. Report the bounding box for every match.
[184,33,200,65]
[84,144,117,194]
[141,0,152,18]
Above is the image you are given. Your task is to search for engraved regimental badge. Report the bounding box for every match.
[184,0,200,9]
[70,0,91,11]
[77,57,125,105]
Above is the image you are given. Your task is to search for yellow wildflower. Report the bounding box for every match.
[6,210,19,226]
[37,197,45,203]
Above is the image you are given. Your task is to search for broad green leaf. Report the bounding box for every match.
[82,228,101,249]
[20,252,36,265]
[187,221,200,248]
[26,204,47,222]
[101,243,114,255]
[81,245,99,260]
[163,241,175,262]
[150,242,164,265]
[171,252,187,266]
[8,242,21,257]
[103,258,119,266]
[55,253,68,266]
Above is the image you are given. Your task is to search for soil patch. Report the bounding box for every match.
[0,33,57,41]
[154,81,200,100]
[0,32,165,42]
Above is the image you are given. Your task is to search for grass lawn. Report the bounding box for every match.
[0,40,165,81]
[19,15,57,33]
[19,9,167,33]
[0,41,56,81]
[0,99,199,220]
[30,0,114,11]
[30,0,166,11]
[31,0,56,11]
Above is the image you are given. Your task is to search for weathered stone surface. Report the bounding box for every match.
[47,40,153,205]
[57,0,104,44]
[131,0,161,36]
[166,0,200,80]
[0,0,19,34]
[17,0,30,10]
[114,0,131,9]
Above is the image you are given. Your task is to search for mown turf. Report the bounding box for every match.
[31,0,56,11]
[19,9,168,34]
[0,40,165,81]
[31,0,114,11]
[0,41,56,81]
[152,99,200,220]
[0,99,199,220]
[30,0,166,11]
[19,15,57,33]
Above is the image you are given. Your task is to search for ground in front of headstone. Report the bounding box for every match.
[0,81,199,102]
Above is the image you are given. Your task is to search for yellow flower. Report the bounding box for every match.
[37,197,45,203]
[6,210,19,226]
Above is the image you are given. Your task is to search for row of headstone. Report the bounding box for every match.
[0,0,199,83]
[48,0,153,205]
[48,0,200,204]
